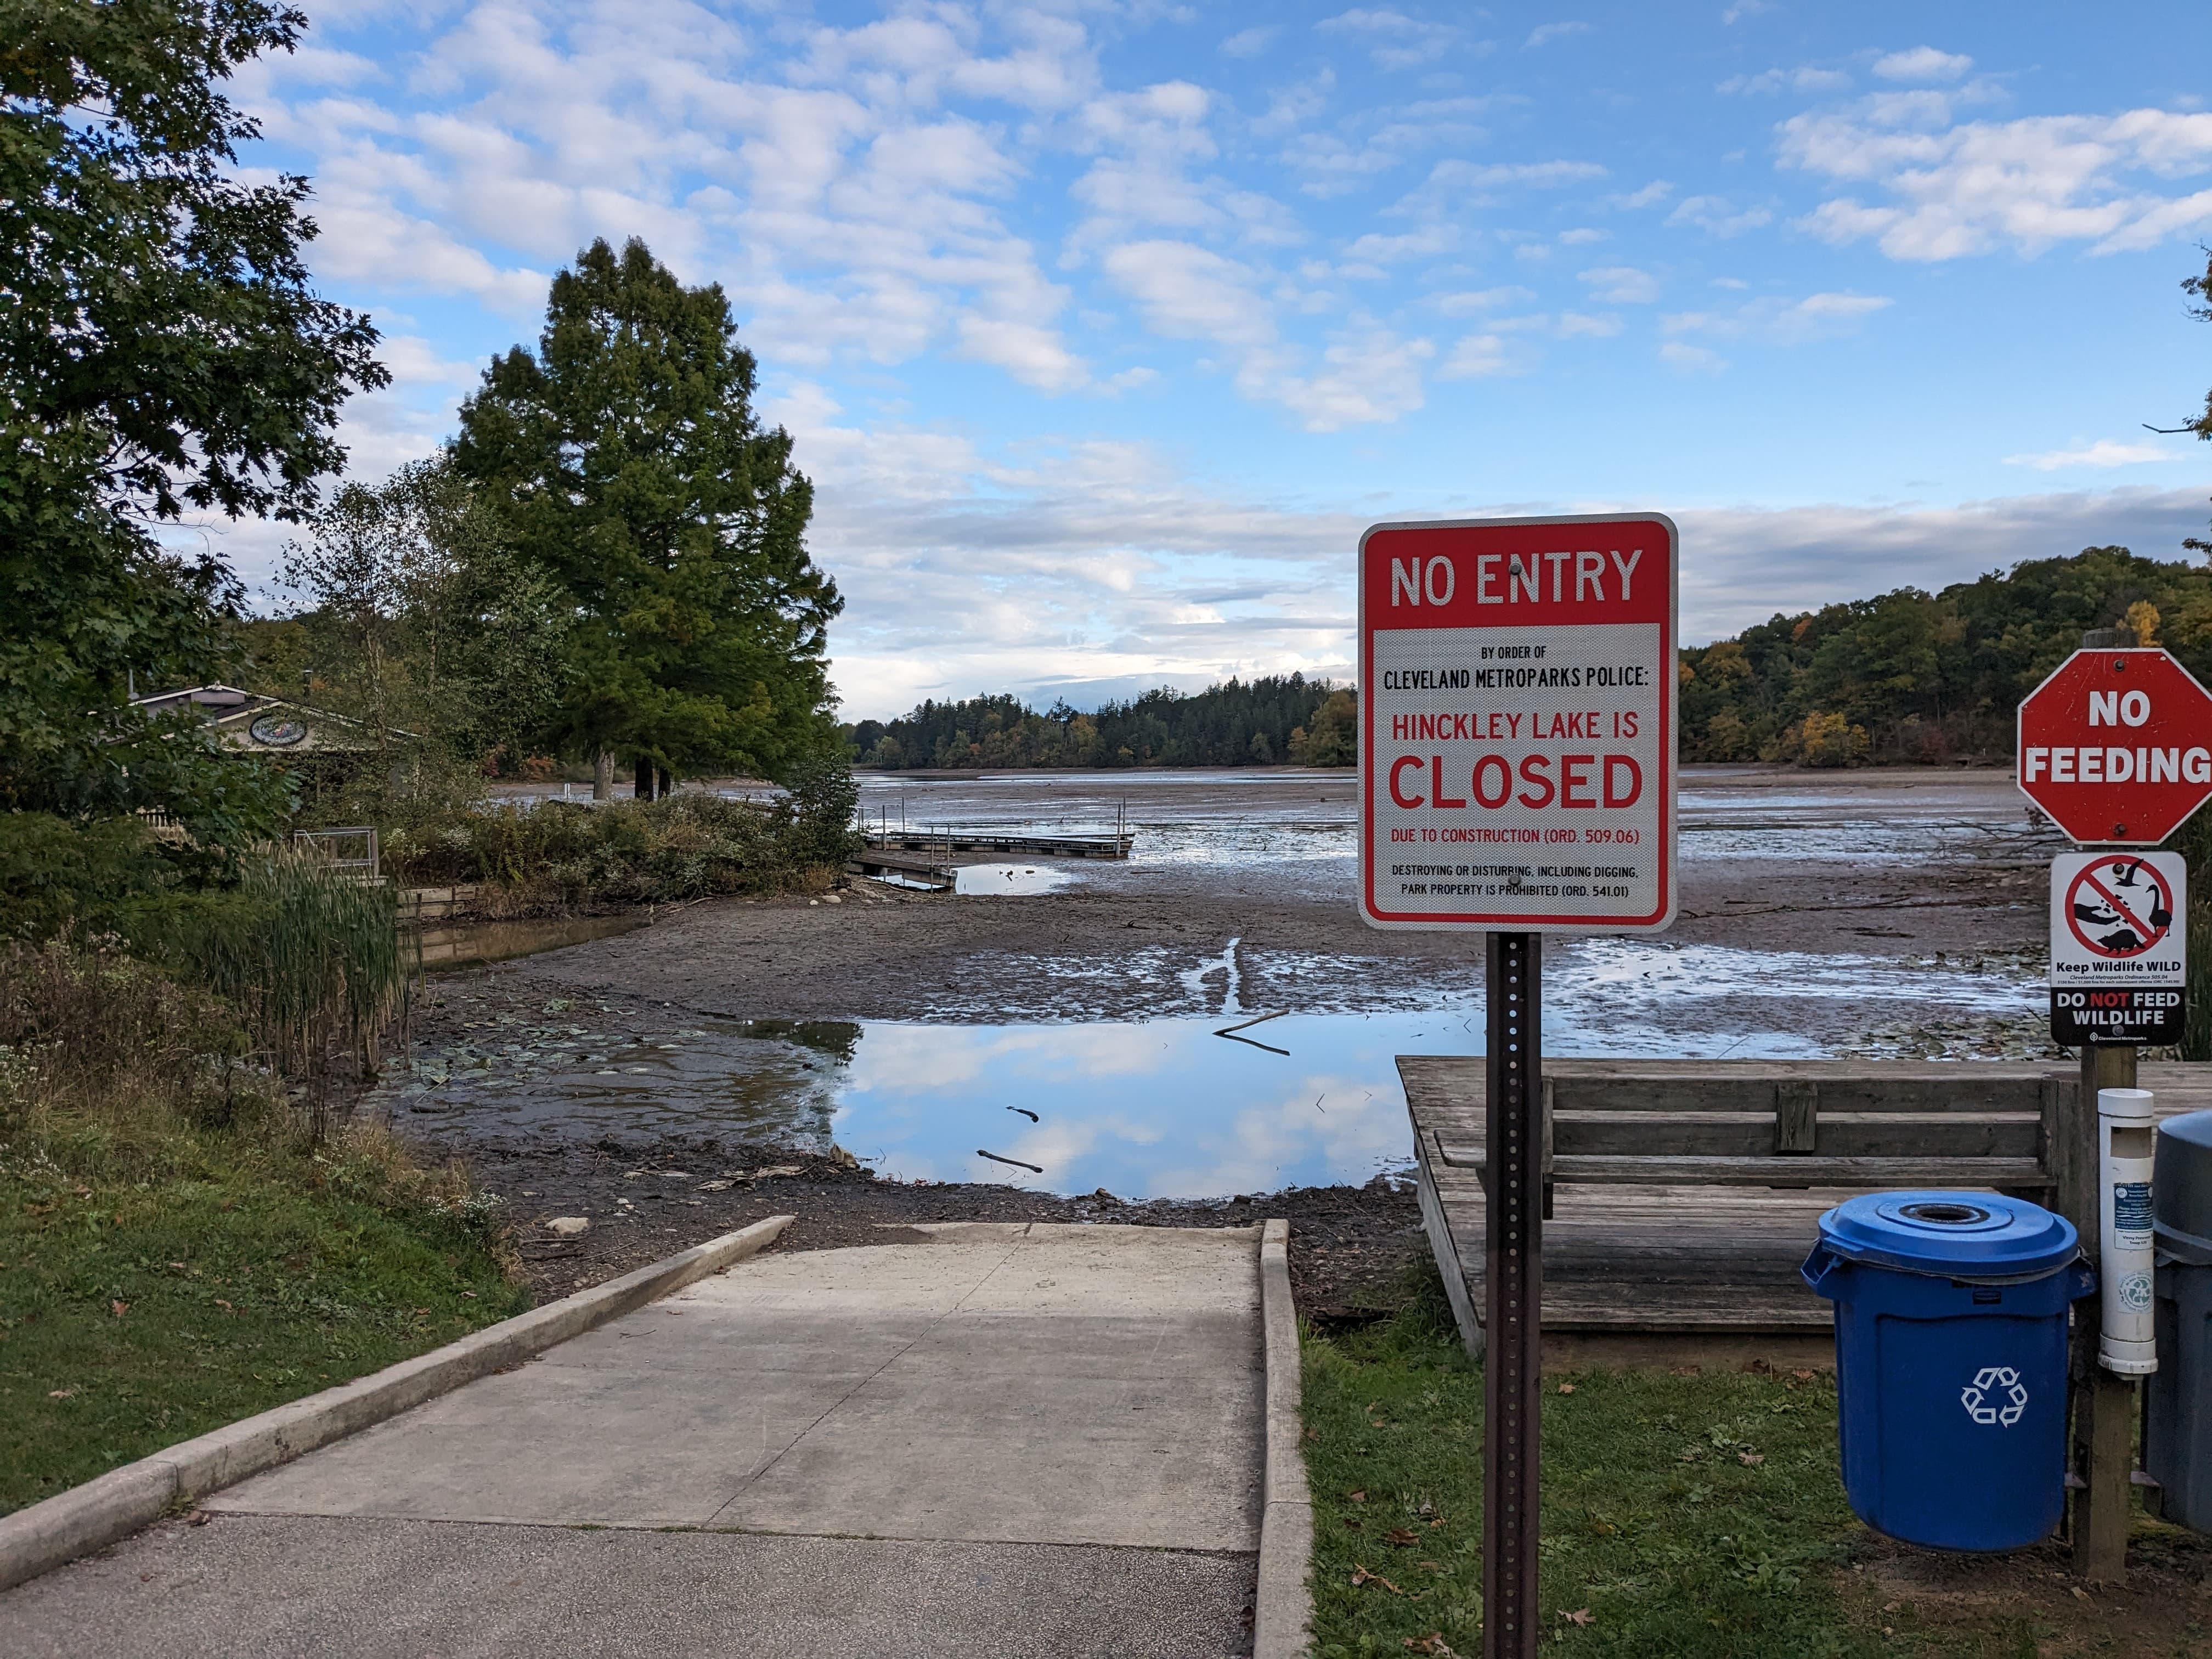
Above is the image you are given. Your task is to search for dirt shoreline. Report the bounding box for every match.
[454,1137,1424,1314]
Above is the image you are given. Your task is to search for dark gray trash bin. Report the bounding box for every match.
[2148,1109,2212,1532]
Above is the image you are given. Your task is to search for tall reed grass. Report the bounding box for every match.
[122,852,416,1128]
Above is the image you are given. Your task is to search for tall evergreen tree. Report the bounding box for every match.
[451,238,842,787]
[1,0,386,839]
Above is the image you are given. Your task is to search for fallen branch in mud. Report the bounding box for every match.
[1216,1009,1291,1054]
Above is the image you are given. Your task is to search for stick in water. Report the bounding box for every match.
[977,1149,1045,1173]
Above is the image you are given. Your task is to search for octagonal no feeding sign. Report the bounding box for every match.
[2017,648,2212,846]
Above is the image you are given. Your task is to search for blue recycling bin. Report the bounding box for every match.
[1801,1192,2094,1552]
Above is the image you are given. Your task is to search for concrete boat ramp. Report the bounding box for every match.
[0,1223,1295,1658]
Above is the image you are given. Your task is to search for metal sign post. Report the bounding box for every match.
[1355,513,1679,1659]
[2022,630,2212,1581]
[1483,930,1543,1659]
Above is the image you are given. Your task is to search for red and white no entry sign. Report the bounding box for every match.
[1357,512,1678,932]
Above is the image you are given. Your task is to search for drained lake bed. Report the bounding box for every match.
[406,765,2061,1201]
[379,937,2045,1199]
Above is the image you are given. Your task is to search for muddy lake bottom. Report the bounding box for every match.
[383,939,2049,1201]
[398,767,2063,1213]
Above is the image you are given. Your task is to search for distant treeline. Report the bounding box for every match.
[1681,546,2212,766]
[844,674,1357,770]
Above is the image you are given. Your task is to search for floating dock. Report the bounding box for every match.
[861,829,1133,860]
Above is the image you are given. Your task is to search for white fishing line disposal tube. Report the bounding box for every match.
[2100,1086,2158,1376]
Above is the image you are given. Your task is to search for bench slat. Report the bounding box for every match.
[1556,1154,2050,1187]
[1538,1110,2042,1159]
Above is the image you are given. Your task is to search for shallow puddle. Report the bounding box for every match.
[376,939,2045,1199]
[952,862,1076,896]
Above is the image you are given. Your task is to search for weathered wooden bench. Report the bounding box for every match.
[1399,1057,2212,1353]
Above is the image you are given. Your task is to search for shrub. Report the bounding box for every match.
[0,940,267,1143]
[1765,710,1870,768]
[0,812,174,943]
[382,790,855,906]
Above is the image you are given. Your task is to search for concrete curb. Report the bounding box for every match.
[1254,1217,1313,1659]
[0,1214,793,1594]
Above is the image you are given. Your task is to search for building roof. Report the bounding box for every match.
[129,686,402,754]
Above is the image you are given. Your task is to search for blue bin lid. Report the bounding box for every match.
[1816,1190,2079,1278]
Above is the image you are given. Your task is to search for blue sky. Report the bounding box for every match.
[216,1,2212,719]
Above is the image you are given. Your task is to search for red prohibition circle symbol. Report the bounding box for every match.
[2065,856,2175,958]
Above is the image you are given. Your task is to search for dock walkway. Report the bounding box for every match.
[863,829,1134,860]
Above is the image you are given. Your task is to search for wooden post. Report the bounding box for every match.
[1483,932,1542,1659]
[2060,622,2144,1583]
[2069,1039,2136,1581]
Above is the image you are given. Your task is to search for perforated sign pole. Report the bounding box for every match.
[1484,930,1542,1659]
[1357,512,1678,1659]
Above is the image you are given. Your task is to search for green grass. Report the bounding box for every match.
[0,1129,528,1516]
[1301,1268,1996,1657]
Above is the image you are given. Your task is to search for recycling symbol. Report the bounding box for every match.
[2119,1272,2153,1314]
[1960,1366,2029,1427]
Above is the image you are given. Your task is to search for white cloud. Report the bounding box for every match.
[956,317,1090,392]
[1438,331,1525,379]
[1316,9,1469,71]
[1221,26,1278,58]
[1282,97,1497,198]
[1608,180,1674,209]
[252,3,1104,391]
[1557,226,1608,244]
[1659,341,1726,374]
[1434,285,1536,313]
[1385,156,1606,223]
[1873,47,1974,83]
[777,387,2212,713]
[2003,439,2178,471]
[1526,21,1592,48]
[1103,240,1275,347]
[1666,194,1774,236]
[1781,101,2212,258]
[1717,66,1853,97]
[1100,241,1431,430]
[1662,291,1892,343]
[1720,0,1775,20]
[1578,264,1658,303]
[766,387,1374,715]
[1556,311,1622,338]
[1269,327,1435,429]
